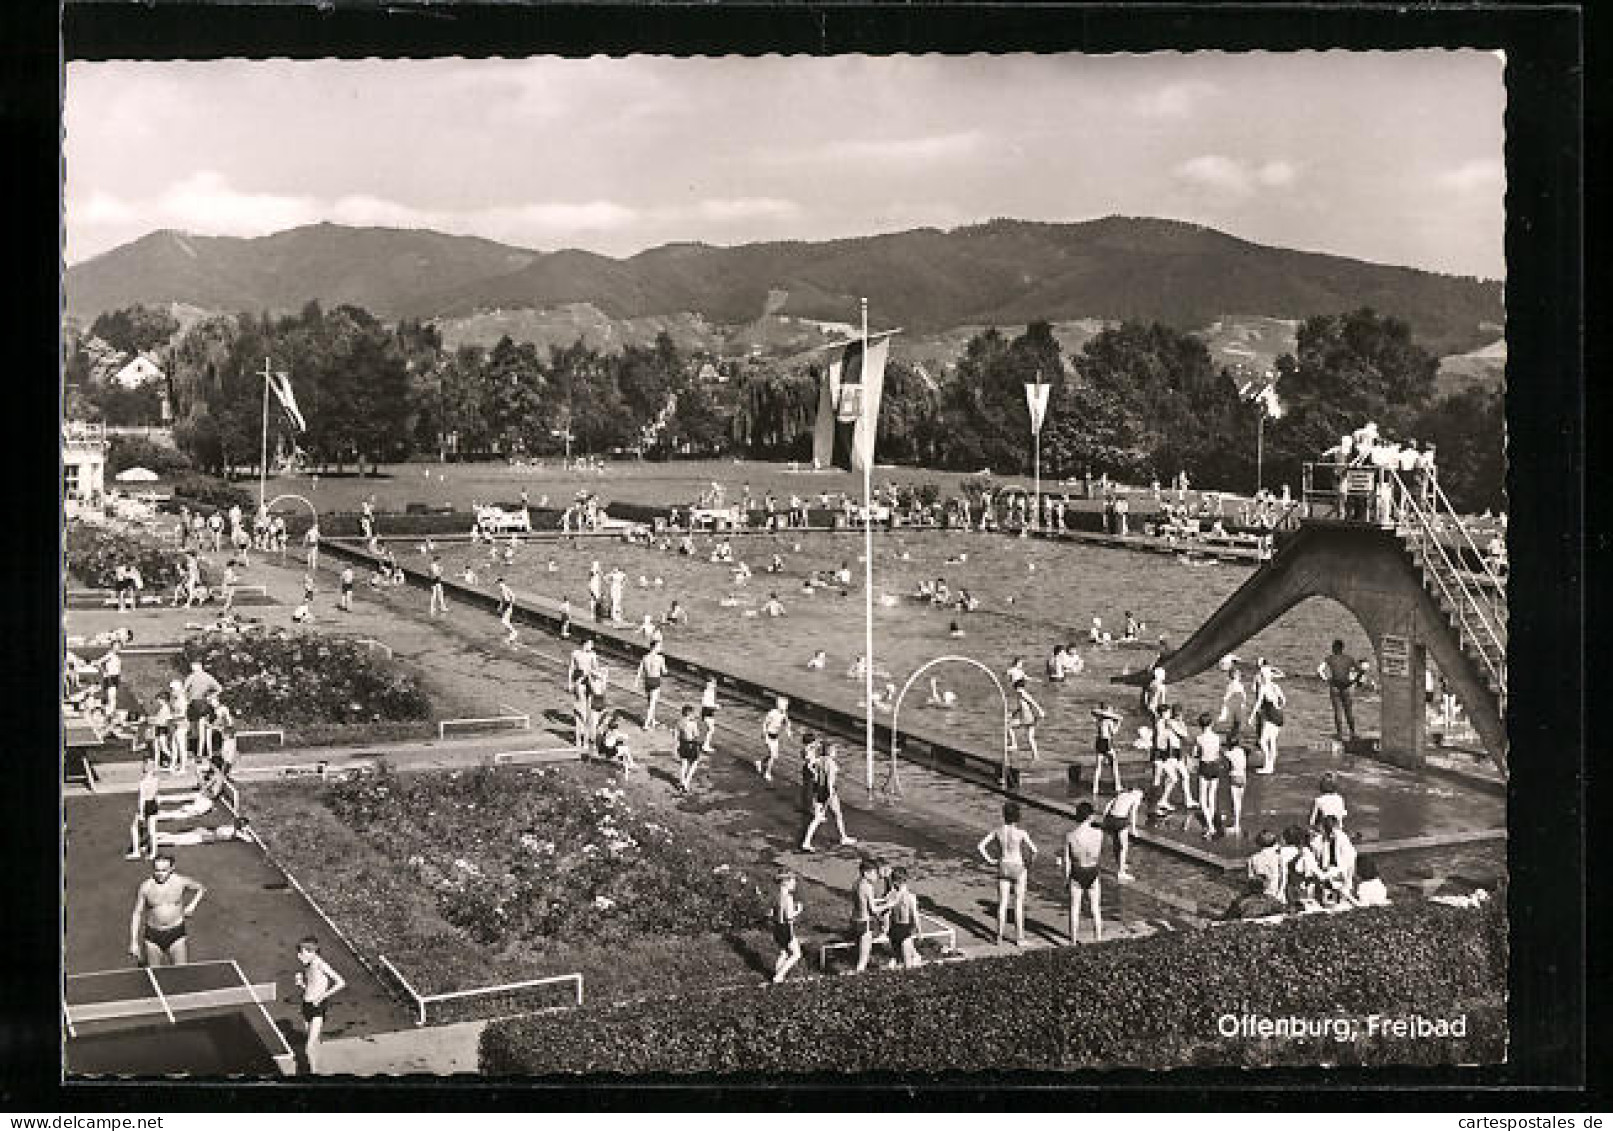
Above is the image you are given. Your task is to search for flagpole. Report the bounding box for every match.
[861,296,875,798]
[259,357,271,512]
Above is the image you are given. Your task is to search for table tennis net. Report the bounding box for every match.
[65,962,274,1028]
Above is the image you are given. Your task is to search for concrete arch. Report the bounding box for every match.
[1114,521,1505,776]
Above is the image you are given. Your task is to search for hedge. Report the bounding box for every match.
[480,897,1507,1074]
[168,473,255,513]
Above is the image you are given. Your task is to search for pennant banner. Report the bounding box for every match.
[270,371,307,432]
[1025,382,1051,435]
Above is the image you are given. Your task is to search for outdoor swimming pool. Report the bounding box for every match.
[433,528,1381,764]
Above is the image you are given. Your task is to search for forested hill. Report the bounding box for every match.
[67,217,1503,356]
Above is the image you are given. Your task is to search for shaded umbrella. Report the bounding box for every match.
[114,467,160,483]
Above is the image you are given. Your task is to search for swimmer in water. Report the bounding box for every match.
[806,649,827,670]
[949,621,965,638]
[927,678,957,709]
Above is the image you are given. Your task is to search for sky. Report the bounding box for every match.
[63,52,1506,278]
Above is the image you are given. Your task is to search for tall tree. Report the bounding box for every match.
[90,304,180,359]
[1411,386,1505,513]
[1266,307,1439,487]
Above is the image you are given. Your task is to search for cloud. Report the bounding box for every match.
[1256,160,1297,188]
[1173,155,1299,197]
[1437,158,1503,192]
[157,170,321,234]
[1132,81,1218,119]
[1173,155,1254,196]
[692,197,801,222]
[770,131,984,167]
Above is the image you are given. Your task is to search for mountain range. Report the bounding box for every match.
[65,217,1504,361]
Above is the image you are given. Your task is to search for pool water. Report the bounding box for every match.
[435,529,1380,765]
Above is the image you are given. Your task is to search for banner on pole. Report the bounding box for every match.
[814,335,892,472]
[269,371,308,432]
[1025,382,1051,435]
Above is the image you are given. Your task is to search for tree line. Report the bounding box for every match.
[64,301,1505,512]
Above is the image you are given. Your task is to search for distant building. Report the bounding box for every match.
[696,362,720,385]
[112,354,166,390]
[62,420,107,502]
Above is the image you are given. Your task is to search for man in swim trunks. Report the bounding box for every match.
[294,936,347,1075]
[1063,801,1106,943]
[129,852,206,966]
[1319,639,1360,742]
[181,660,222,764]
[636,640,667,730]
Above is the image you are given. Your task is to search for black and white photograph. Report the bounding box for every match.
[43,7,1584,1096]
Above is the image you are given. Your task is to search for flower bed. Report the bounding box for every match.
[178,632,432,725]
[322,764,768,948]
[480,897,1508,1074]
[65,521,191,590]
[249,763,777,1007]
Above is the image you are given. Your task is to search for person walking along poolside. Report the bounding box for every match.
[635,640,667,730]
[674,705,703,794]
[428,557,448,617]
[801,744,856,852]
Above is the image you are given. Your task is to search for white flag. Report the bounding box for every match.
[1025,382,1052,435]
[270,371,307,432]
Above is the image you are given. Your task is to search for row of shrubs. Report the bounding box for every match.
[178,632,432,725]
[166,472,257,513]
[64,522,195,590]
[480,897,1507,1074]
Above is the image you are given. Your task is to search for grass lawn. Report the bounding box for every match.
[249,762,844,1018]
[255,458,1174,521]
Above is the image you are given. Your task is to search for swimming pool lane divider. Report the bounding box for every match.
[317,536,1249,873]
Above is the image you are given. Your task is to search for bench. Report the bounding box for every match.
[817,911,958,970]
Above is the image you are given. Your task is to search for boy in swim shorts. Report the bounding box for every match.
[1091,701,1125,796]
[849,857,881,973]
[770,870,803,984]
[294,936,346,1075]
[757,696,791,782]
[675,705,703,794]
